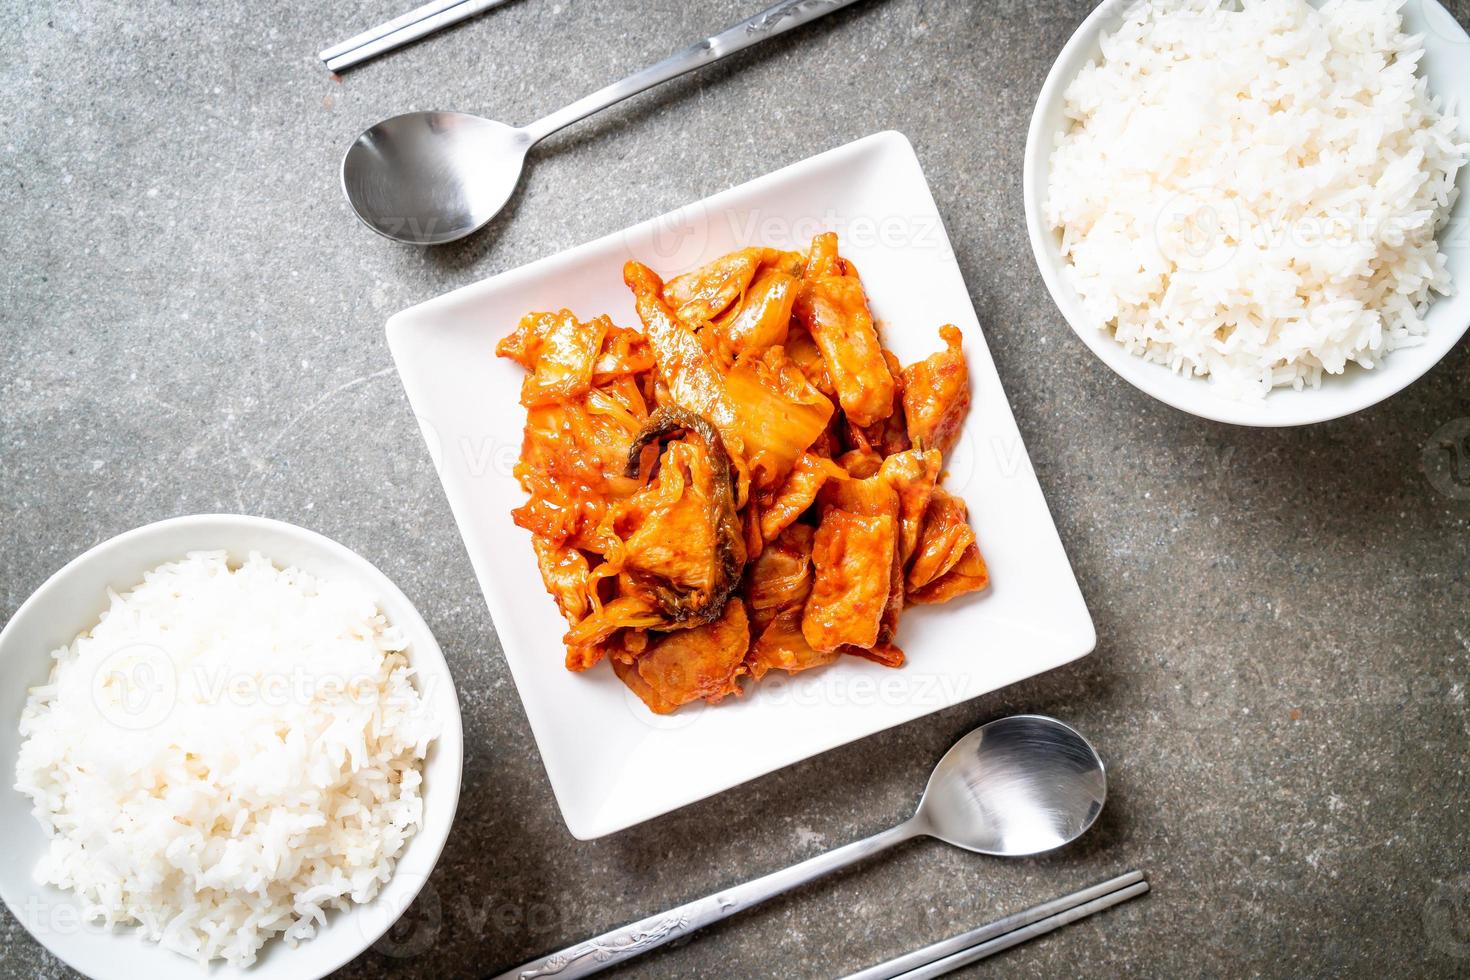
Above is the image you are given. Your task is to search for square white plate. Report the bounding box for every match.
[387,131,1096,840]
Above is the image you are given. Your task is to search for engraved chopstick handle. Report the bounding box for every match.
[491,819,923,980]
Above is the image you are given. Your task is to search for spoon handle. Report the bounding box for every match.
[490,818,923,980]
[521,0,867,144]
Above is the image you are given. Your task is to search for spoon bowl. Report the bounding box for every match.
[342,111,529,245]
[916,714,1107,856]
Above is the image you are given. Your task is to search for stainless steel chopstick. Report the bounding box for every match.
[841,871,1150,980]
[892,881,1150,979]
[320,0,514,72]
[319,0,466,62]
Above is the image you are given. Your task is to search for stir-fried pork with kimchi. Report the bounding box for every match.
[497,233,988,714]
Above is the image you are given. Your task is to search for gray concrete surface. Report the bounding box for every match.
[3,0,1470,977]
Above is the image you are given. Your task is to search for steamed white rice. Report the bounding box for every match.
[1045,0,1468,397]
[14,551,438,967]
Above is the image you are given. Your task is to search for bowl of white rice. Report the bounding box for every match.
[1025,0,1470,425]
[0,515,464,980]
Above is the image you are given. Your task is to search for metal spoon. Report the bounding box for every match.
[492,714,1107,980]
[342,0,866,246]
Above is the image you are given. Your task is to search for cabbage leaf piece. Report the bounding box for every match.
[510,375,649,550]
[664,248,766,325]
[712,267,800,352]
[624,260,743,453]
[902,325,970,458]
[908,541,989,605]
[497,310,610,407]
[744,524,813,636]
[726,347,834,489]
[907,488,976,591]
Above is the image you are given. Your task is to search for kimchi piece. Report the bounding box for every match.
[499,233,991,712]
[725,347,834,489]
[793,233,895,427]
[908,488,975,590]
[902,325,970,457]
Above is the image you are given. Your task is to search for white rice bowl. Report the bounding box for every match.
[13,551,439,968]
[1044,0,1469,398]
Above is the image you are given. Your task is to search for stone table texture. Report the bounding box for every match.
[3,0,1470,977]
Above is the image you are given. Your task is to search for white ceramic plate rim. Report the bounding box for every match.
[0,514,464,980]
[1023,0,1470,427]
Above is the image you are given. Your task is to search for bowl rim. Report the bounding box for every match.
[1022,0,1470,428]
[0,513,464,980]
